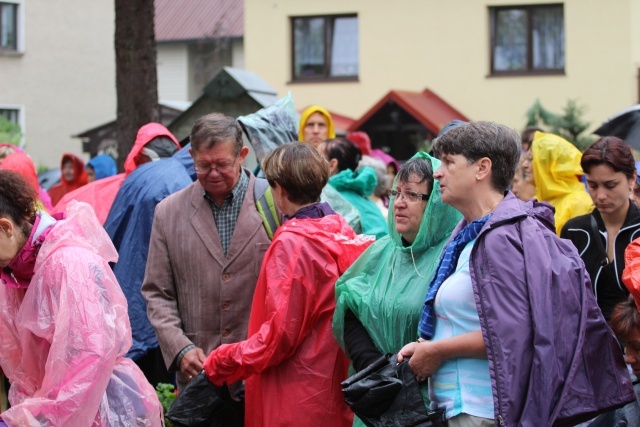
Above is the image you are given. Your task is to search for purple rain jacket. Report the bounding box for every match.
[461,192,634,427]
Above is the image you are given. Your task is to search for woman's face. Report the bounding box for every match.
[623,329,640,378]
[433,153,477,208]
[0,218,21,268]
[392,174,429,243]
[521,150,535,186]
[512,167,536,201]
[585,164,634,216]
[61,160,75,182]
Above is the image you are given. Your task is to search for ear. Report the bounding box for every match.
[476,157,493,181]
[0,218,14,237]
[189,148,195,159]
[237,146,250,166]
[328,158,339,175]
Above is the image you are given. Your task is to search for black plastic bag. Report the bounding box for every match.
[238,92,299,163]
[165,371,228,427]
[341,354,447,427]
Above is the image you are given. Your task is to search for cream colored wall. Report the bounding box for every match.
[245,0,637,135]
[157,44,190,102]
[0,0,116,169]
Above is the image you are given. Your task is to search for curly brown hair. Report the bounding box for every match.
[0,170,37,230]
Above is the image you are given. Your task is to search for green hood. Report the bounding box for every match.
[329,167,377,197]
[333,150,461,361]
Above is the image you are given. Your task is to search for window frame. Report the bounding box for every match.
[290,13,359,83]
[0,104,25,147]
[0,0,22,54]
[489,3,565,77]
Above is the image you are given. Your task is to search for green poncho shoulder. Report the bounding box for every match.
[333,151,462,357]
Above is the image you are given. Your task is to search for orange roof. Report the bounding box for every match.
[155,0,243,42]
[329,111,355,134]
[349,88,470,134]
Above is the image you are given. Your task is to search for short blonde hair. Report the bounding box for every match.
[262,142,329,205]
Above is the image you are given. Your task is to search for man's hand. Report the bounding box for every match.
[179,347,206,381]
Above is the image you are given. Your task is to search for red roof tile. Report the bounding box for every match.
[349,88,470,134]
[155,0,243,42]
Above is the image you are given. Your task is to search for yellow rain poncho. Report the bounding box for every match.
[332,152,462,426]
[298,105,336,142]
[531,132,593,234]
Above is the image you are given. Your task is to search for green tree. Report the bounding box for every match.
[525,99,597,151]
[0,116,21,145]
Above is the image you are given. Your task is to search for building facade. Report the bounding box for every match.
[0,0,116,168]
[244,0,640,138]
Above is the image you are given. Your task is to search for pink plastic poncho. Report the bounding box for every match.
[204,214,373,427]
[0,202,162,426]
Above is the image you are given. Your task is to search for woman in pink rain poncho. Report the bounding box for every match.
[0,170,162,426]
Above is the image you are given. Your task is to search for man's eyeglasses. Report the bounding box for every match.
[388,189,429,203]
[194,158,237,175]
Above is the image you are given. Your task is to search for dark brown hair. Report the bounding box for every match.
[262,142,329,205]
[610,295,640,340]
[322,137,362,172]
[0,170,37,232]
[581,136,635,179]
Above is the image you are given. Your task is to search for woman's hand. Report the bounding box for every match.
[398,340,444,382]
[398,331,487,382]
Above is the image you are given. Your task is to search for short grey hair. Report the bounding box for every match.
[190,113,243,154]
[432,121,521,192]
[396,157,434,193]
[358,155,390,197]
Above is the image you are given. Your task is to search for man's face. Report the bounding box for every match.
[303,112,329,148]
[190,141,248,203]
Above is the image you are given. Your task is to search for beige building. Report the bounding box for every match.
[0,0,116,168]
[245,0,640,142]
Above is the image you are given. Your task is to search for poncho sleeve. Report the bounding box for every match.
[204,235,335,385]
[0,247,133,426]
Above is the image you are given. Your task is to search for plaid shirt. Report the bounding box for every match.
[203,169,250,255]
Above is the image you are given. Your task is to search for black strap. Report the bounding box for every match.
[589,215,609,267]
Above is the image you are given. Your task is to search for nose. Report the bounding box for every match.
[596,188,607,201]
[433,165,444,179]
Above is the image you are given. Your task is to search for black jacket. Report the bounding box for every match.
[561,201,640,319]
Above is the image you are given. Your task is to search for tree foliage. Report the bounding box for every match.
[0,116,21,146]
[525,99,596,151]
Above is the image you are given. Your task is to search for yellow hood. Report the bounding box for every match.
[298,105,336,142]
[531,131,593,234]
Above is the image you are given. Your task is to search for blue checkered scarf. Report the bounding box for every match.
[418,214,491,340]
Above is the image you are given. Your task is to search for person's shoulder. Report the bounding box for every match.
[561,212,592,236]
[156,181,198,211]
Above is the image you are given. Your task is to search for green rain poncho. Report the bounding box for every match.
[332,152,462,425]
[328,166,388,239]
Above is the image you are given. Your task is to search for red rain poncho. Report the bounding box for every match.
[0,202,162,426]
[53,123,179,224]
[204,214,373,427]
[47,153,88,206]
[0,152,53,212]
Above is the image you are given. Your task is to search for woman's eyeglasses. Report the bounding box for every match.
[388,189,429,203]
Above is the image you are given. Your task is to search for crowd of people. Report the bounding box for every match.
[1,104,640,427]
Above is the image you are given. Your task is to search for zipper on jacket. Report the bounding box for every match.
[498,414,505,426]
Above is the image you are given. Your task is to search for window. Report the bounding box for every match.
[0,2,17,51]
[490,4,564,75]
[291,14,358,81]
[0,107,18,123]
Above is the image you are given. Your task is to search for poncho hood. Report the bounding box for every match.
[329,167,377,198]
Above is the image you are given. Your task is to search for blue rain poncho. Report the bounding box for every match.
[332,152,462,426]
[104,145,195,359]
